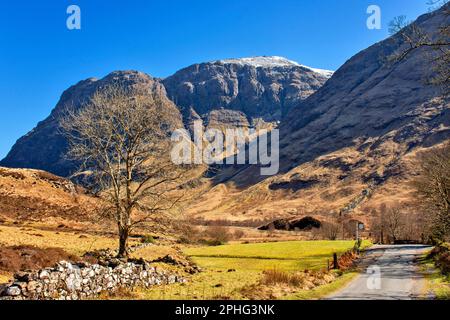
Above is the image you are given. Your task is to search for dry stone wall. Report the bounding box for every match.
[0,259,185,300]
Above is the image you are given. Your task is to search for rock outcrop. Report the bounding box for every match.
[163,56,332,127]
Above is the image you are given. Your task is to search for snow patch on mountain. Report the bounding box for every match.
[215,56,334,78]
[299,66,334,78]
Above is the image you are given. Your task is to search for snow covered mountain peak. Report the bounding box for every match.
[215,56,334,78]
[217,56,300,68]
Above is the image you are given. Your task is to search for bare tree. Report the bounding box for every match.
[320,221,340,240]
[385,205,405,243]
[389,2,450,92]
[368,206,385,244]
[414,142,450,241]
[61,84,188,257]
[379,203,387,244]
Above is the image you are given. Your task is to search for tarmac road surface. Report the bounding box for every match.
[327,244,432,300]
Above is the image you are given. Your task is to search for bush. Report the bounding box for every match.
[141,235,156,244]
[202,226,232,245]
[198,239,225,247]
[233,229,246,240]
[174,223,201,244]
[429,244,450,275]
[321,222,340,240]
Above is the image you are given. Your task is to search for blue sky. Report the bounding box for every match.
[0,1,431,159]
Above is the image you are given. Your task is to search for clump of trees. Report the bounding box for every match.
[414,142,450,241]
[61,84,189,257]
[370,203,427,244]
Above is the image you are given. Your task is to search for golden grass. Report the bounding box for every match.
[0,225,134,256]
[285,271,358,300]
[0,271,12,284]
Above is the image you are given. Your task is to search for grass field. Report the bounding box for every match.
[185,240,371,271]
[0,225,123,256]
[133,240,371,300]
[0,224,372,300]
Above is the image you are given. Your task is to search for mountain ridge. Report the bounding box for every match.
[0,57,331,175]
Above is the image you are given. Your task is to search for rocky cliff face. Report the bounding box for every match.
[0,71,183,177]
[162,56,332,127]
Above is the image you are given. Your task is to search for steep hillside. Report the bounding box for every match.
[0,167,98,224]
[280,6,449,167]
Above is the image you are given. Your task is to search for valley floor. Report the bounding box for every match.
[0,222,371,300]
[2,222,447,300]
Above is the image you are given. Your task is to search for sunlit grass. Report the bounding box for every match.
[185,240,371,273]
[133,269,259,300]
[135,240,371,300]
[0,225,372,300]
[419,254,450,300]
[285,271,358,300]
[0,225,137,256]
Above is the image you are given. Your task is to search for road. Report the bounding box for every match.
[327,244,432,300]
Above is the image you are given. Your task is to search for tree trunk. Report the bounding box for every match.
[118,225,129,258]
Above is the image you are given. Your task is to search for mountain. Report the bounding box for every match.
[1,58,331,176]
[0,71,183,177]
[1,5,448,231]
[183,4,450,226]
[162,56,332,128]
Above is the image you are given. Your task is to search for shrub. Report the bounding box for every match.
[174,223,201,244]
[199,239,225,247]
[321,222,340,240]
[233,229,246,240]
[202,226,232,245]
[429,244,450,275]
[141,235,156,244]
[261,269,305,287]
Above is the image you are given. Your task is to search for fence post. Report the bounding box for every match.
[333,253,338,270]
